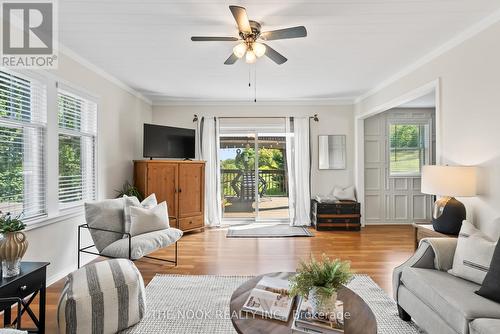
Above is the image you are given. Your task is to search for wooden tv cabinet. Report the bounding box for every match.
[134,160,205,232]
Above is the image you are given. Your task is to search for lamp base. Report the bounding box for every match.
[432,196,466,235]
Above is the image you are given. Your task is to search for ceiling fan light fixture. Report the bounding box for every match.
[233,42,247,58]
[253,42,266,57]
[245,49,257,64]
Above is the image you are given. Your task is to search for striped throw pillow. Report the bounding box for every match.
[448,220,497,284]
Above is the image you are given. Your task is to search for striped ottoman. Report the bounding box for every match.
[58,259,146,334]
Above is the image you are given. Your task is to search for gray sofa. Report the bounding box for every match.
[393,238,500,334]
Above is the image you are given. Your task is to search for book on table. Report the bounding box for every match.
[292,297,344,333]
[241,276,295,322]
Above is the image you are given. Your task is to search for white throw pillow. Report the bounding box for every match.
[123,194,159,234]
[448,220,497,284]
[140,193,158,209]
[129,201,170,237]
[313,194,338,203]
[331,185,356,201]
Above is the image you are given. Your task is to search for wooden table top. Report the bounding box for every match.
[229,272,377,334]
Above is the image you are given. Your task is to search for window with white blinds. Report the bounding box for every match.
[0,70,47,219]
[58,89,97,207]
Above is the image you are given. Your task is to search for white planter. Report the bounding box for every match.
[308,287,338,316]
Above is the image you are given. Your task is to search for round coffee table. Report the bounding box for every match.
[230,272,377,334]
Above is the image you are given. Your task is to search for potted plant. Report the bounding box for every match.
[0,212,28,277]
[289,255,353,316]
[115,181,143,201]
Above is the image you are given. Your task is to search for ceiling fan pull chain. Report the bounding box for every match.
[254,64,257,103]
[248,65,251,87]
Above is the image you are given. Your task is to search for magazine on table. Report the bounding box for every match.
[241,276,294,322]
[293,297,344,333]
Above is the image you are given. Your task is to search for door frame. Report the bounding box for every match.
[355,78,442,226]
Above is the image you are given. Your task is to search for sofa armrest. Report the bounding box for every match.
[392,241,435,301]
[420,237,457,271]
[392,237,458,302]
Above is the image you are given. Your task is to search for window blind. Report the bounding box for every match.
[0,70,47,220]
[58,89,97,207]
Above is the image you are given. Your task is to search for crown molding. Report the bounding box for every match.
[355,8,500,104]
[150,97,355,107]
[59,44,152,105]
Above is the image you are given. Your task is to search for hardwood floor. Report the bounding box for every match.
[8,225,416,333]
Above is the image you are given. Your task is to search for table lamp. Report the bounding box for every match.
[421,165,477,235]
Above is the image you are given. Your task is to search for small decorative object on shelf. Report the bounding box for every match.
[289,255,353,316]
[0,212,28,278]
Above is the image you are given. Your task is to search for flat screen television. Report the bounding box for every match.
[143,124,195,159]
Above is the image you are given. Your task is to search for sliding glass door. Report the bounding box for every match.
[220,134,257,219]
[219,118,289,222]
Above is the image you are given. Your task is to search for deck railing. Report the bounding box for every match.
[221,169,288,197]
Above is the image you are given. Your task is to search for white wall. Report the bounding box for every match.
[20,52,152,284]
[152,104,355,196]
[356,20,500,238]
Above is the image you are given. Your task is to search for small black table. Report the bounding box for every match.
[0,262,49,333]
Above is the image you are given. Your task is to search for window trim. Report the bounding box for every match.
[0,68,48,220]
[57,84,99,210]
[2,69,100,228]
[387,119,431,178]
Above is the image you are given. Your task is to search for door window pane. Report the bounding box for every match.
[389,124,429,176]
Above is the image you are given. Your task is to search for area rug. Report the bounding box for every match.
[226,223,314,238]
[124,274,423,334]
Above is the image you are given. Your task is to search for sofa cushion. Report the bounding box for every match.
[401,268,500,334]
[123,195,141,234]
[476,238,500,303]
[129,201,170,237]
[469,318,500,334]
[123,194,158,234]
[101,228,182,260]
[449,221,496,284]
[85,198,126,252]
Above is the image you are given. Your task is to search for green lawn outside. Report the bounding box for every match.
[390,149,421,175]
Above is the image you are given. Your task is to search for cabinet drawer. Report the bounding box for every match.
[179,216,204,231]
[0,267,45,304]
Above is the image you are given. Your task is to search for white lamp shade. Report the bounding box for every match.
[252,42,266,57]
[245,50,256,63]
[233,43,247,58]
[421,165,477,197]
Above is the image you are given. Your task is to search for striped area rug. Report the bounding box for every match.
[124,274,423,334]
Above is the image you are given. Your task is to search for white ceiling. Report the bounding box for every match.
[59,0,500,103]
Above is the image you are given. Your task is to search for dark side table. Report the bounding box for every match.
[0,262,49,333]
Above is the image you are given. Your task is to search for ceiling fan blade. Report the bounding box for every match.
[229,5,252,34]
[262,44,287,65]
[260,26,307,41]
[191,36,239,41]
[224,53,239,65]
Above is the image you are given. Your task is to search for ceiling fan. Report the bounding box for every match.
[191,5,307,65]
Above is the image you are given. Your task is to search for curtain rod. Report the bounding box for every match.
[193,115,320,121]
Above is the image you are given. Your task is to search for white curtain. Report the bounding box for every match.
[199,117,222,227]
[286,117,311,226]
